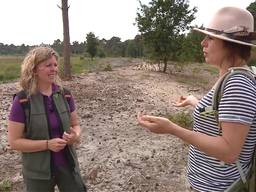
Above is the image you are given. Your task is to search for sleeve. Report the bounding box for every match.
[9,95,26,124]
[218,74,256,125]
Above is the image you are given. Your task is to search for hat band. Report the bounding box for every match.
[206,28,256,43]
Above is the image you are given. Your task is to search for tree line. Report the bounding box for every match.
[0,30,204,62]
[1,0,255,74]
[0,35,144,58]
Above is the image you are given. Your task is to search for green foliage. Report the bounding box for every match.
[247,2,256,31]
[52,39,63,56]
[103,64,112,71]
[85,32,98,59]
[126,40,138,58]
[0,43,30,55]
[248,59,256,66]
[103,36,124,57]
[0,179,13,192]
[136,0,197,72]
[168,111,193,129]
[97,48,106,58]
[178,27,205,62]
[125,35,144,58]
[71,41,85,54]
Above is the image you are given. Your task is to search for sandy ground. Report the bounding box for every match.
[0,59,213,192]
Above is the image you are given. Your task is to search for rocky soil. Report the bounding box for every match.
[0,59,213,192]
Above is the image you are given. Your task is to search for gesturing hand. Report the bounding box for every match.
[174,95,198,107]
[137,112,173,134]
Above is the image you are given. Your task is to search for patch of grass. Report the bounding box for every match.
[0,179,13,192]
[185,62,218,76]
[176,74,209,88]
[0,55,105,82]
[0,56,217,85]
[0,56,23,82]
[203,66,218,75]
[103,64,112,71]
[168,111,193,129]
[59,56,100,75]
[191,67,201,75]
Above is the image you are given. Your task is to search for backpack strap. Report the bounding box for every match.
[212,66,256,186]
[62,88,71,100]
[61,87,72,112]
[14,88,72,134]
[212,66,256,126]
[13,90,30,132]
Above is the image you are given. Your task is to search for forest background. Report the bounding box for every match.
[1,0,256,82]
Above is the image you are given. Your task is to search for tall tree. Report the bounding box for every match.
[59,0,71,79]
[136,0,197,72]
[85,32,98,59]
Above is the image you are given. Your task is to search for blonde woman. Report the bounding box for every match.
[138,7,256,192]
[8,46,87,192]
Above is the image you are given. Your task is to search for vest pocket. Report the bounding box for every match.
[28,114,49,139]
[22,151,51,179]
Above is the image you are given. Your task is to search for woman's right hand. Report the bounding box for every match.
[137,112,174,134]
[47,138,67,152]
[174,95,198,107]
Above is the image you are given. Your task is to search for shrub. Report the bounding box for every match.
[0,179,13,192]
[103,64,112,71]
[168,111,193,129]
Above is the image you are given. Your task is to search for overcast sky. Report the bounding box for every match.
[0,0,253,45]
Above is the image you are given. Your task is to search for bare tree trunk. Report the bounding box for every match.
[163,57,167,73]
[60,0,71,79]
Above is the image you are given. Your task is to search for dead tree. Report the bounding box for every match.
[58,0,71,79]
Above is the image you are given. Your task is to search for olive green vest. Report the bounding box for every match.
[22,90,80,180]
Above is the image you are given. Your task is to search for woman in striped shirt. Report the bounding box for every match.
[138,6,256,192]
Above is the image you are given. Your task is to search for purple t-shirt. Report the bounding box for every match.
[9,85,75,169]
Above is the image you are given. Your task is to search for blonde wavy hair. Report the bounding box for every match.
[20,46,62,95]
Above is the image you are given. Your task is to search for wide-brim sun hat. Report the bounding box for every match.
[193,6,256,47]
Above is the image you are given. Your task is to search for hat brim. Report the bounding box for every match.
[193,28,256,47]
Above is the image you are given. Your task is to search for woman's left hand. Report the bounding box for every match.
[62,127,80,145]
[137,112,173,134]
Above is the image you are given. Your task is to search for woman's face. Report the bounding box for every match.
[201,35,229,67]
[35,55,58,85]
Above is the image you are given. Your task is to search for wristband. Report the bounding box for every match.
[46,140,49,150]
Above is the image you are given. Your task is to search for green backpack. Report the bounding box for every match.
[211,66,256,192]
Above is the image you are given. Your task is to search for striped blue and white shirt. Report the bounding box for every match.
[187,73,256,192]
